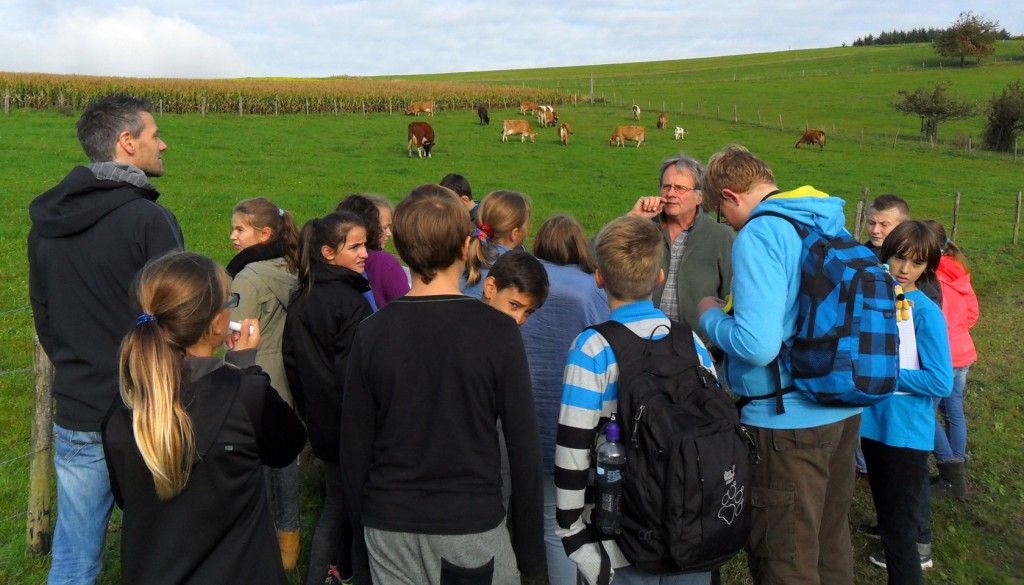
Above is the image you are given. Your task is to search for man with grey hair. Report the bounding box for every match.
[628,153,734,341]
[28,94,183,584]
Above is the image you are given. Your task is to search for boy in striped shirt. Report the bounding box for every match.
[554,216,716,585]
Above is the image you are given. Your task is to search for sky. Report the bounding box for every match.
[0,1,1018,79]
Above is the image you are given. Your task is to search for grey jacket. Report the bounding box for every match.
[651,208,735,341]
[231,257,297,406]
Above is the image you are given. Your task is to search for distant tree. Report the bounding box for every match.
[892,83,977,142]
[934,11,1000,67]
[982,81,1024,152]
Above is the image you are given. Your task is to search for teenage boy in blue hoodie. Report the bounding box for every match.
[696,145,860,585]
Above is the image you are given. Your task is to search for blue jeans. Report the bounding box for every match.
[613,566,711,585]
[49,424,114,585]
[933,364,971,462]
[264,459,300,532]
[543,475,578,585]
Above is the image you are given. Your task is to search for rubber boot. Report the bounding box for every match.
[931,460,968,500]
[278,530,300,571]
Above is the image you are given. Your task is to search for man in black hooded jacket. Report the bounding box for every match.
[27,95,183,584]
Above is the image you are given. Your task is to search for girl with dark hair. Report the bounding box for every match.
[336,194,410,307]
[861,221,953,583]
[227,197,303,569]
[283,212,375,585]
[102,251,306,584]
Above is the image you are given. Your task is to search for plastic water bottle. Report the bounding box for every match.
[594,421,626,535]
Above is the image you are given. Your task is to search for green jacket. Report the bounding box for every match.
[651,208,735,341]
[231,257,297,406]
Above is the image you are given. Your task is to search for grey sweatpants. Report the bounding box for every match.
[364,520,520,585]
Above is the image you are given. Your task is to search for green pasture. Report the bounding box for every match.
[2,42,1023,583]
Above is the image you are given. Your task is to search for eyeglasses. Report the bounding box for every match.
[225,293,240,309]
[660,184,699,195]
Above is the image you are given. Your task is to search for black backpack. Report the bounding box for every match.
[590,320,757,577]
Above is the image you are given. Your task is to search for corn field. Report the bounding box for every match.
[0,73,570,115]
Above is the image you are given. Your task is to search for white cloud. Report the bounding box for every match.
[0,1,1018,78]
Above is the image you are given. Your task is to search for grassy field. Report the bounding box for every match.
[1,42,1023,584]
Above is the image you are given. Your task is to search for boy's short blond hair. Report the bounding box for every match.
[393,184,471,284]
[595,216,664,302]
[703,145,776,209]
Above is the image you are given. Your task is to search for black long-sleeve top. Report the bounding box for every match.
[340,295,546,577]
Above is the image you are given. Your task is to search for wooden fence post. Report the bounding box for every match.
[733,104,738,123]
[200,96,207,117]
[238,95,243,116]
[1013,192,1022,245]
[853,187,868,240]
[4,86,10,113]
[951,193,961,241]
[27,334,53,555]
[893,128,900,147]
[968,137,973,158]
[778,114,783,130]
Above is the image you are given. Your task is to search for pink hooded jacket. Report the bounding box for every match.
[936,256,979,367]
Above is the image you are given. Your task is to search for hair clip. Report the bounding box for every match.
[278,208,285,217]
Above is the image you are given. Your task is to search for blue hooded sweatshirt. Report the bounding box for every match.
[700,186,862,430]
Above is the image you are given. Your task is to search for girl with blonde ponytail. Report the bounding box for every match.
[102,251,306,584]
[460,189,531,298]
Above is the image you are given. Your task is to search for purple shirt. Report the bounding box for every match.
[365,249,410,308]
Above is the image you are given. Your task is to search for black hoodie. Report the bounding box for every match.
[28,165,184,431]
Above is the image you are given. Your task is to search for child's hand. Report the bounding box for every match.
[698,296,727,317]
[628,196,666,219]
[227,319,261,351]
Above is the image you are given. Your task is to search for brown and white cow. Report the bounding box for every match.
[408,122,435,158]
[558,122,573,146]
[477,105,490,125]
[657,112,669,129]
[632,104,641,121]
[502,120,537,143]
[536,105,553,125]
[609,125,645,147]
[674,127,689,140]
[540,109,558,127]
[520,101,538,115]
[795,129,826,150]
[405,100,435,117]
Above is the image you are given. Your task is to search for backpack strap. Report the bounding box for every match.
[734,210,809,415]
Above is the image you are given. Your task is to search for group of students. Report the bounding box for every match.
[38,97,980,585]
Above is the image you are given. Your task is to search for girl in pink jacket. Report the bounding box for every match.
[925,220,979,500]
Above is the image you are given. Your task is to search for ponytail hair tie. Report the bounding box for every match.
[279,208,285,217]
[136,313,157,327]
[473,224,493,245]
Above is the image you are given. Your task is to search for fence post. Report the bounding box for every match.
[853,187,869,240]
[733,104,738,123]
[778,114,783,130]
[1013,192,1022,245]
[27,334,53,555]
[969,136,973,158]
[238,95,243,116]
[893,128,900,147]
[951,193,961,241]
[4,86,9,113]
[201,96,207,117]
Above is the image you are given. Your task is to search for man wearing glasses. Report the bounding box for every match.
[627,153,734,343]
[28,95,183,584]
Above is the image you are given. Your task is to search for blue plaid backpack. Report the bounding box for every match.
[743,210,899,413]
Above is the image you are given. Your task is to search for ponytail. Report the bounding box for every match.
[294,212,367,296]
[464,190,531,286]
[232,198,301,273]
[118,252,230,500]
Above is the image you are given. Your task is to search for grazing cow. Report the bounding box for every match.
[520,101,538,115]
[558,122,573,146]
[408,122,435,158]
[609,125,646,147]
[632,104,641,121]
[674,127,689,140]
[501,120,537,143]
[795,129,826,150]
[541,109,558,128]
[536,105,553,125]
[657,112,669,129]
[477,105,490,125]
[405,100,435,117]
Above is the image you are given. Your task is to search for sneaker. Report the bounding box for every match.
[324,566,342,585]
[867,544,933,570]
[855,523,881,540]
